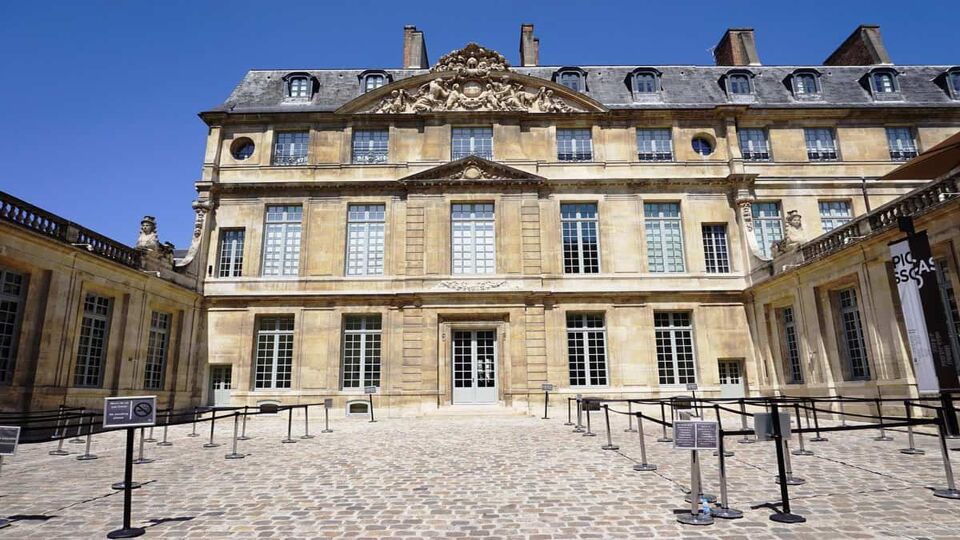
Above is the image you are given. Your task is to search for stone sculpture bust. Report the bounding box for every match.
[135,216,161,251]
[773,210,806,256]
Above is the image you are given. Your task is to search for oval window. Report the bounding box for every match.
[231,138,255,160]
[691,137,714,156]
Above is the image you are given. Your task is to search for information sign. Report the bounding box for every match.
[364,386,378,395]
[753,412,793,441]
[103,396,156,428]
[581,397,602,411]
[541,383,554,392]
[673,421,719,450]
[323,398,333,408]
[673,396,694,410]
[686,383,699,391]
[0,426,20,456]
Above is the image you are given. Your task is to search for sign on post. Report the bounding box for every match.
[103,396,156,429]
[686,383,699,391]
[541,383,554,392]
[673,396,694,410]
[364,386,378,395]
[753,412,793,441]
[673,421,718,450]
[323,398,333,408]
[581,398,602,411]
[0,426,20,456]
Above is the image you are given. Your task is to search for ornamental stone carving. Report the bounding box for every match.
[436,280,507,292]
[136,216,161,251]
[367,43,583,114]
[772,210,806,256]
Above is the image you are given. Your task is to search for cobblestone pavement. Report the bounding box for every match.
[2,405,960,539]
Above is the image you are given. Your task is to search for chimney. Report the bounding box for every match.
[713,28,761,66]
[824,25,891,65]
[402,25,429,69]
[519,23,539,67]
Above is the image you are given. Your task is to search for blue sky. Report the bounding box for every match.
[1,0,957,246]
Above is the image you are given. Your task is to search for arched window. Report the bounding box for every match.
[364,74,385,93]
[556,69,585,92]
[726,73,752,95]
[870,70,898,95]
[287,76,310,98]
[633,71,658,94]
[947,68,960,99]
[793,72,820,96]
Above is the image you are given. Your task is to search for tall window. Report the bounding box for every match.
[778,307,803,384]
[738,128,770,161]
[451,203,495,275]
[819,201,853,232]
[793,72,820,96]
[566,314,607,386]
[837,288,870,380]
[655,312,696,385]
[636,128,673,161]
[254,317,294,389]
[346,204,385,276]
[451,127,493,160]
[342,315,381,389]
[272,131,309,166]
[352,129,389,164]
[886,127,918,161]
[701,224,730,274]
[644,202,685,273]
[363,74,385,92]
[558,71,583,92]
[0,269,25,383]
[633,71,658,94]
[74,294,111,387]
[804,128,839,161]
[752,202,783,258]
[262,205,302,276]
[560,203,600,274]
[287,77,310,98]
[217,229,244,278]
[727,74,752,95]
[557,128,593,161]
[143,311,171,390]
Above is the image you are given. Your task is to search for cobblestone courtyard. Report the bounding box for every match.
[2,407,960,539]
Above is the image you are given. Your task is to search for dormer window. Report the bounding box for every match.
[868,69,900,98]
[283,73,315,100]
[946,68,960,99]
[724,71,754,96]
[791,71,821,97]
[360,71,391,93]
[629,69,661,100]
[555,68,586,92]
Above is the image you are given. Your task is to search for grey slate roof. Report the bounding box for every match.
[210,65,960,115]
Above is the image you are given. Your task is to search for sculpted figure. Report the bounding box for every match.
[377,90,408,113]
[494,77,524,110]
[136,216,161,251]
[479,84,500,109]
[445,83,463,110]
[772,210,806,256]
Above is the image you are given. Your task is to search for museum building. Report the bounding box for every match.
[2,24,960,414]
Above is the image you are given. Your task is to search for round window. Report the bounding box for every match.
[691,137,714,156]
[230,138,255,160]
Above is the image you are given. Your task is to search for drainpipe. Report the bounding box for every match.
[861,176,872,213]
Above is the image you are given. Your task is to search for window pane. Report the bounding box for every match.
[738,128,770,161]
[804,128,838,161]
[780,307,804,384]
[352,129,389,164]
[886,127,918,161]
[567,314,607,386]
[144,312,171,390]
[752,202,783,258]
[273,131,309,166]
[557,128,593,161]
[634,72,657,93]
[728,74,751,94]
[702,224,729,273]
[559,72,582,91]
[794,73,818,95]
[819,201,852,232]
[838,288,870,380]
[74,294,111,387]
[0,269,25,383]
[346,204,386,276]
[254,317,294,389]
[218,229,245,278]
[262,205,302,276]
[560,203,600,274]
[342,315,382,389]
[364,75,385,92]
[451,203,496,275]
[644,203,685,273]
[451,127,493,160]
[636,129,673,161]
[655,312,696,385]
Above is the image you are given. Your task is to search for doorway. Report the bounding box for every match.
[209,365,232,407]
[452,330,498,404]
[718,359,746,398]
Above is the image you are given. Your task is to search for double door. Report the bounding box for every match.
[452,330,497,404]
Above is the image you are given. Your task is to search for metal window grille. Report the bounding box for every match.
[752,202,783,258]
[272,131,309,166]
[0,269,25,383]
[654,312,696,385]
[364,75,385,92]
[886,127,918,161]
[341,315,382,389]
[838,288,871,380]
[701,224,729,273]
[451,127,493,160]
[254,317,294,389]
[143,311,171,390]
[804,128,838,161]
[794,73,819,95]
[645,203,685,273]
[262,205,302,277]
[935,261,960,367]
[560,203,600,274]
[557,128,593,161]
[634,72,657,93]
[728,74,751,95]
[451,203,495,275]
[352,130,389,164]
[738,128,770,161]
[288,77,310,98]
[346,204,385,276]
[818,201,853,232]
[74,294,111,387]
[566,314,607,386]
[217,229,244,277]
[780,307,804,384]
[559,72,582,91]
[636,128,673,161]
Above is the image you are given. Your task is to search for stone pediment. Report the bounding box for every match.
[398,156,544,185]
[337,43,607,115]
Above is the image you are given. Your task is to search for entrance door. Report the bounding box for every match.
[209,365,232,407]
[718,359,745,398]
[452,330,497,404]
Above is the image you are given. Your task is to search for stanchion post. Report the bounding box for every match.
[564,398,574,426]
[238,405,251,440]
[368,394,377,423]
[157,410,172,447]
[69,407,86,443]
[188,407,200,437]
[769,402,805,523]
[144,423,156,443]
[809,398,828,442]
[711,423,743,519]
[107,428,145,538]
[791,403,813,456]
[712,405,733,457]
[225,412,245,459]
[77,415,98,461]
[584,406,596,437]
[51,404,64,439]
[601,404,619,450]
[48,431,69,456]
[901,400,924,455]
[203,411,221,448]
[738,399,754,443]
[657,400,673,443]
[321,399,333,433]
[676,444,713,525]
[934,407,960,499]
[573,395,584,433]
[874,397,893,441]
[625,401,636,433]
[282,407,297,444]
[633,413,656,472]
[838,396,847,427]
[133,427,154,465]
[301,405,315,439]
[542,388,549,420]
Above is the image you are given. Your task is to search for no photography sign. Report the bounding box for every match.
[103,396,157,428]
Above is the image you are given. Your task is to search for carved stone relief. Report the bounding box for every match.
[436,280,507,292]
